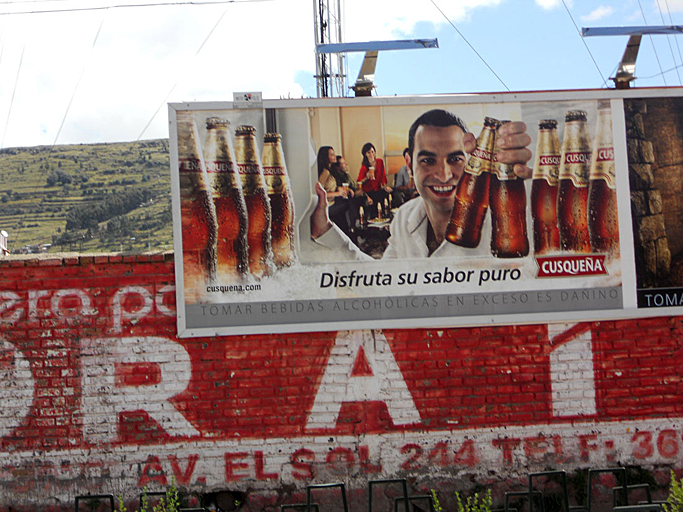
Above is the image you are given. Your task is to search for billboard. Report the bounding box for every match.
[169,88,683,337]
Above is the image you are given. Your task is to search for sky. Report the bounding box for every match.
[0,0,683,148]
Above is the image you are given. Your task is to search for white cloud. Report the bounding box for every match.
[0,0,512,147]
[342,0,504,41]
[534,0,570,10]
[580,5,614,22]
[659,0,683,12]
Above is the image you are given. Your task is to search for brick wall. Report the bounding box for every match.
[1,254,682,511]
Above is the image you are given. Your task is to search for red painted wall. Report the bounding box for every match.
[1,254,681,511]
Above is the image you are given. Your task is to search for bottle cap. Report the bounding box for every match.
[565,110,588,122]
[206,117,229,129]
[235,125,256,136]
[264,133,282,143]
[538,119,558,130]
[484,117,501,128]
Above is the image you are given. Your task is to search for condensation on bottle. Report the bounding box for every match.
[557,110,591,253]
[588,100,619,256]
[490,120,529,258]
[234,125,274,279]
[203,117,249,280]
[262,132,297,269]
[446,116,500,248]
[176,111,217,300]
[531,119,561,255]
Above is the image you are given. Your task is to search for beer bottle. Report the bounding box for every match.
[531,119,561,255]
[490,121,529,258]
[446,116,499,248]
[588,100,619,256]
[234,125,273,279]
[176,111,217,298]
[557,110,591,253]
[262,132,297,268]
[203,117,249,279]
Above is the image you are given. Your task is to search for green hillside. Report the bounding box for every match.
[0,139,173,254]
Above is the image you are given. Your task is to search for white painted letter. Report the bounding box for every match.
[548,323,596,417]
[0,339,34,439]
[81,336,199,444]
[306,330,421,430]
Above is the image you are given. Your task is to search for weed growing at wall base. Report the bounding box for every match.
[116,480,180,512]
[432,489,492,512]
[663,471,683,512]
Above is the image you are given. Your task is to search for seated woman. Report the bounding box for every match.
[317,146,352,237]
[331,155,370,230]
[356,142,392,218]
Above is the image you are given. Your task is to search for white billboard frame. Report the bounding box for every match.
[169,87,683,338]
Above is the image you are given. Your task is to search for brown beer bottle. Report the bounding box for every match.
[234,125,273,279]
[588,100,619,256]
[531,119,561,255]
[176,111,217,297]
[490,121,529,258]
[262,133,297,269]
[557,110,591,253]
[446,116,499,248]
[203,117,249,279]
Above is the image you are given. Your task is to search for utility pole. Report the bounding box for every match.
[582,25,683,88]
[313,0,346,97]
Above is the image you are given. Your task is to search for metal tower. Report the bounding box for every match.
[313,0,347,97]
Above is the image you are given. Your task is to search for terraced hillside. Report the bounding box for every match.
[0,139,173,254]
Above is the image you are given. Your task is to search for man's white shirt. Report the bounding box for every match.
[310,197,491,261]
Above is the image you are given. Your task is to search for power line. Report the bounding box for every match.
[637,0,667,86]
[638,61,683,80]
[0,0,270,16]
[0,0,71,3]
[427,0,509,91]
[11,19,106,246]
[52,18,104,146]
[560,0,609,88]
[662,0,683,82]
[135,5,229,141]
[655,0,681,84]
[1,45,24,149]
[0,0,71,4]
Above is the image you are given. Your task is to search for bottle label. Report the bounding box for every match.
[262,165,286,176]
[492,153,516,180]
[533,154,561,185]
[465,146,493,176]
[205,161,234,173]
[264,166,288,194]
[590,146,616,189]
[179,158,203,173]
[559,151,591,187]
[237,163,262,175]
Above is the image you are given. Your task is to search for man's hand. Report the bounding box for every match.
[462,120,532,179]
[310,182,333,239]
[496,121,532,178]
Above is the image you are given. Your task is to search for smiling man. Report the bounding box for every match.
[310,109,532,259]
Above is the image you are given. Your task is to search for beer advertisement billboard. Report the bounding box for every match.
[169,88,680,337]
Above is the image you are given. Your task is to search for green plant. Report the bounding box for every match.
[663,470,683,512]
[116,480,179,512]
[153,480,180,512]
[455,489,492,512]
[431,488,492,512]
[431,490,443,512]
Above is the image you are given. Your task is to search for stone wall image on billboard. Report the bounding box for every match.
[626,97,683,308]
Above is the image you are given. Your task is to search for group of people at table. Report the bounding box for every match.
[316,143,418,240]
